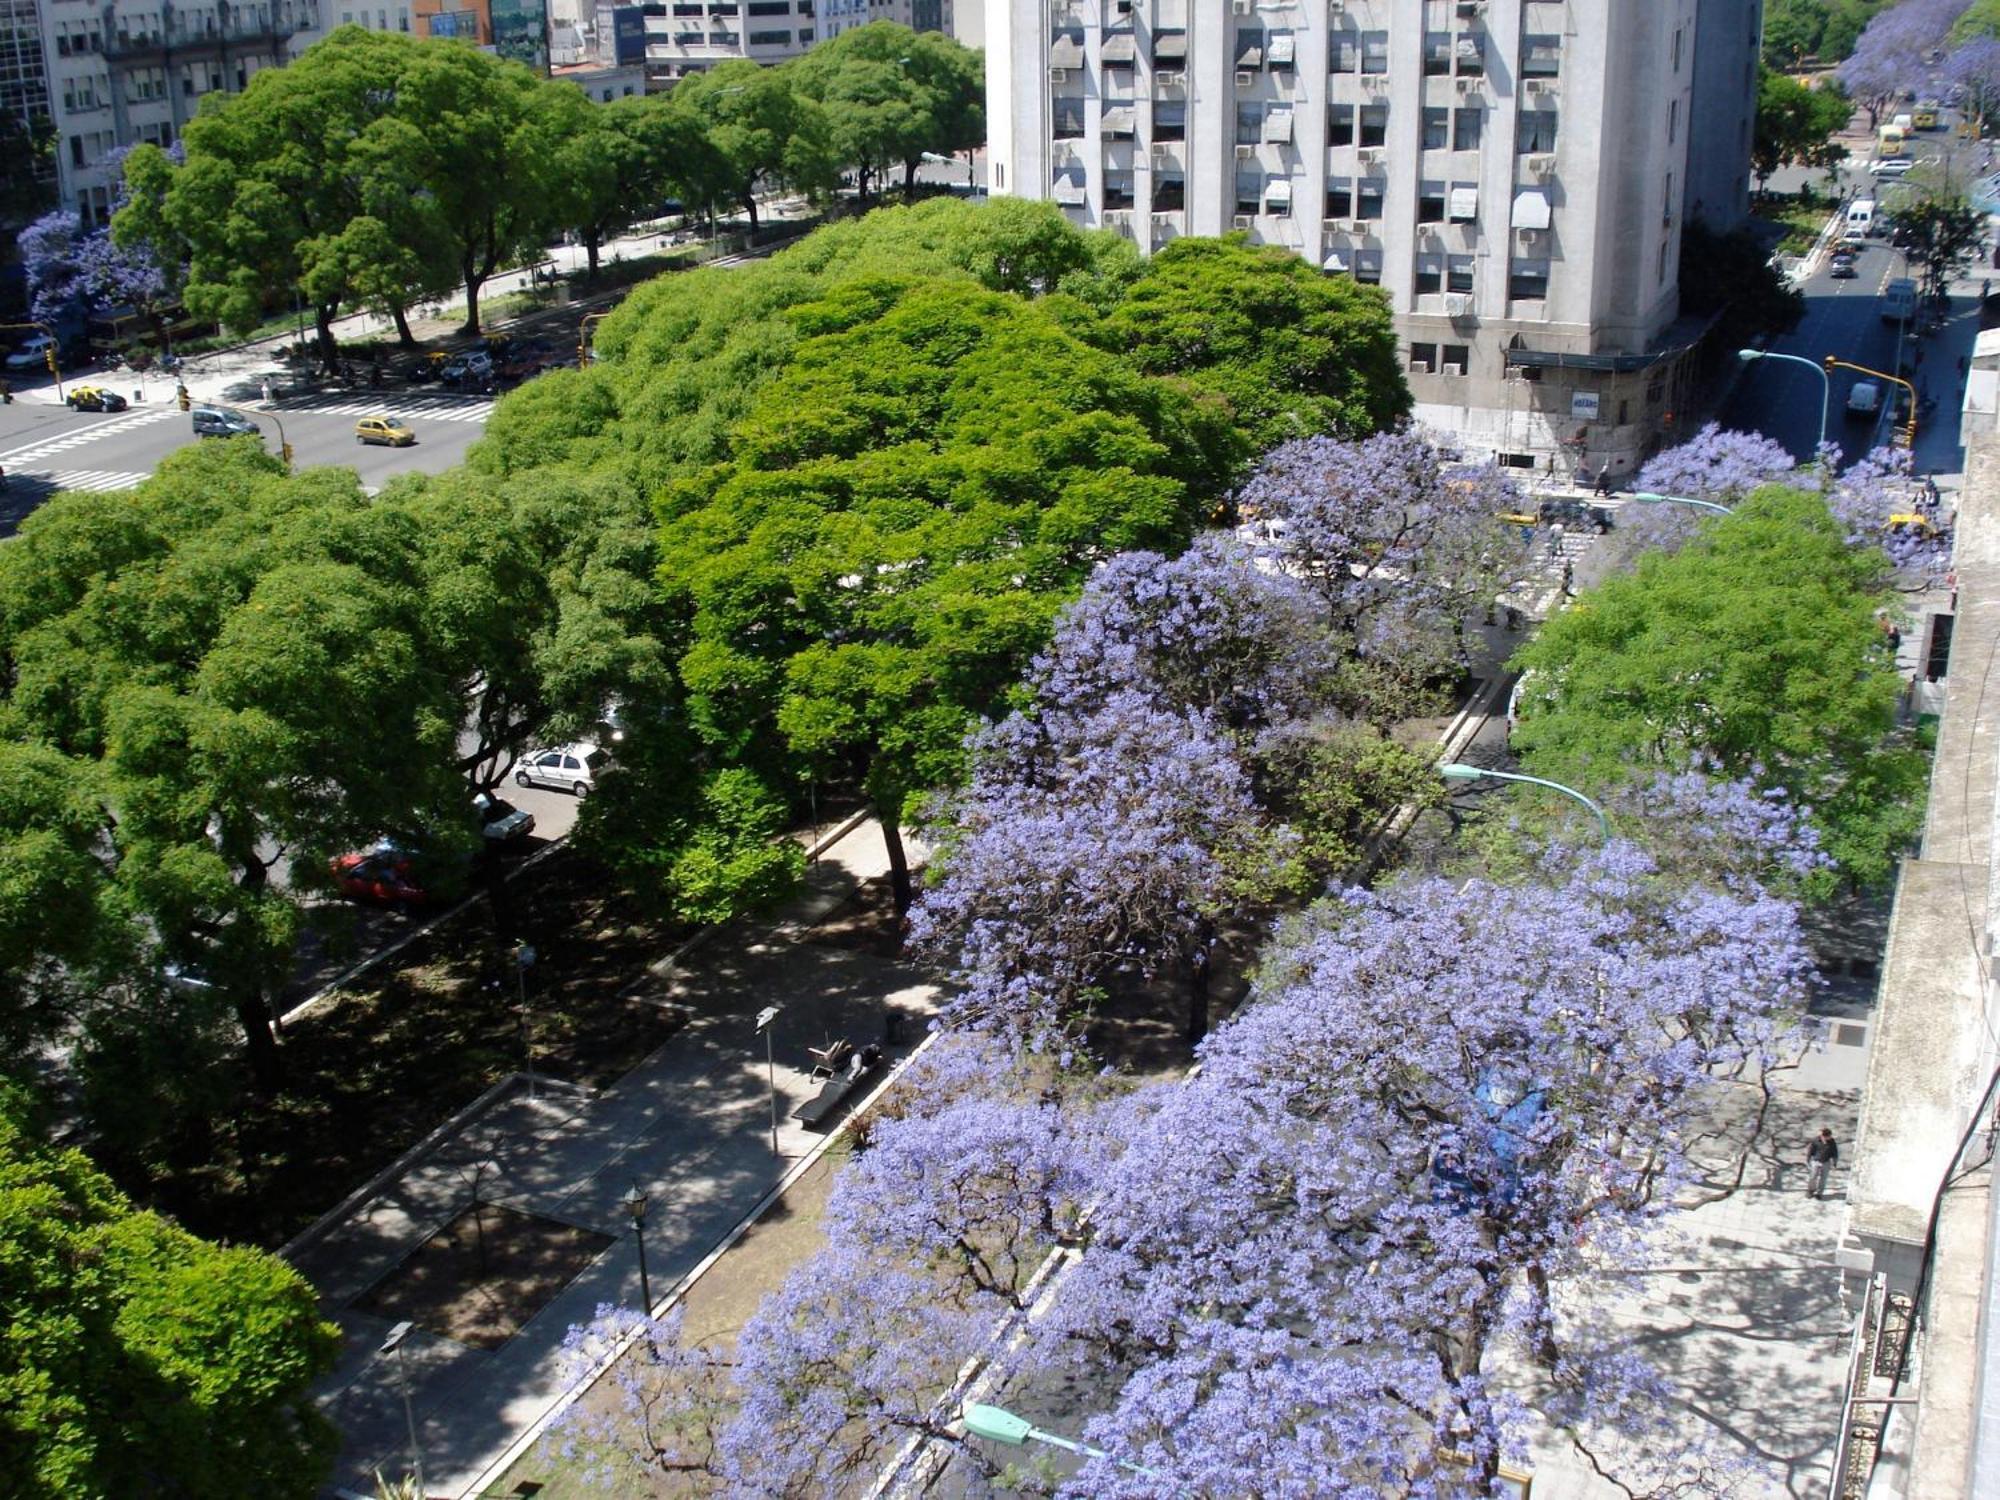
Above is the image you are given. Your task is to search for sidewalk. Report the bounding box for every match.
[301,816,938,1498]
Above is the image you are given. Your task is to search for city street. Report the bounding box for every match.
[0,385,492,532]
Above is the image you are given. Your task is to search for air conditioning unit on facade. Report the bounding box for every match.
[1456,0,1485,14]
[1232,0,1251,12]
[1050,68,1070,82]
[1455,75,1478,92]
[1233,214,1255,228]
[1357,147,1384,164]
[1526,79,1555,96]
[1410,360,1433,374]
[1156,69,1184,85]
[1151,145,1172,162]
[1341,218,1367,233]
[1236,143,1258,158]
[1445,293,1473,317]
[1441,361,1466,376]
[1236,69,1254,85]
[1527,152,1557,175]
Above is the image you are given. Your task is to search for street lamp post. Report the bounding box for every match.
[379,1320,426,1499]
[961,1402,1163,1481]
[1735,347,1831,455]
[625,1182,653,1311]
[1630,489,1735,516]
[1436,762,1611,840]
[514,942,538,1101]
[755,1005,782,1158]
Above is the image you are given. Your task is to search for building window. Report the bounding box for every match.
[69,134,85,167]
[1356,180,1384,219]
[1360,30,1389,74]
[1410,340,1439,371]
[1359,103,1387,148]
[1510,258,1550,301]
[1235,102,1263,145]
[1414,256,1443,295]
[1517,110,1558,153]
[1235,174,1262,216]
[1422,32,1449,75]
[1453,105,1482,150]
[1668,98,1678,144]
[1663,172,1674,223]
[1672,25,1683,71]
[1329,31,1358,73]
[1154,174,1185,211]
[1521,33,1561,78]
[1447,256,1474,293]
[1418,182,1445,222]
[1325,179,1353,217]
[1658,239,1670,283]
[1235,26,1264,70]
[1354,249,1383,284]
[1155,99,1186,142]
[1455,31,1484,76]
[1422,107,1448,151]
[1053,98,1085,139]
[1104,173,1134,210]
[1443,343,1470,373]
[1329,102,1354,146]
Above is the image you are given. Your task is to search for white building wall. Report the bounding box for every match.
[644,0,814,86]
[991,0,1753,476]
[824,0,950,36]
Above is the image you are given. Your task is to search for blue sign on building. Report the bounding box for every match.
[611,5,644,65]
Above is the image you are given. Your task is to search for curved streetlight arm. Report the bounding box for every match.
[961,1403,1162,1480]
[1436,762,1612,840]
[1735,347,1830,455]
[1630,489,1734,516]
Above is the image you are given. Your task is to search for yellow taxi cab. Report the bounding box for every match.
[1885,512,1939,539]
[355,415,415,447]
[66,383,129,412]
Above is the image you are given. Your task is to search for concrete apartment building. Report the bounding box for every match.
[637,0,816,85]
[41,0,326,222]
[986,0,1760,476]
[822,0,948,39]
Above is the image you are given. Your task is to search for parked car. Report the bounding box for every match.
[515,743,607,798]
[441,351,494,387]
[1829,249,1859,279]
[66,384,129,412]
[1537,497,1613,534]
[1870,156,1917,176]
[1846,380,1884,419]
[497,341,552,382]
[4,334,56,370]
[193,406,261,438]
[356,415,416,446]
[329,847,433,906]
[474,791,537,844]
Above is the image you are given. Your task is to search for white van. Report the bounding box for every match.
[1881,277,1919,323]
[1844,198,1876,240]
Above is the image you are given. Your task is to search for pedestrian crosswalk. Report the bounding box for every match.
[31,469,151,493]
[272,393,497,425]
[0,405,180,467]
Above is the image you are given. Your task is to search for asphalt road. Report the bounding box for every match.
[1721,133,1989,474]
[0,382,492,532]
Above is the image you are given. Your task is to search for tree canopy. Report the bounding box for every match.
[1509,486,1924,885]
[0,1082,340,1498]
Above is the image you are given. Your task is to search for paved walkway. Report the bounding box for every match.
[303,817,937,1498]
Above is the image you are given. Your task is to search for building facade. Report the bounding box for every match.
[987,0,1763,477]
[637,0,815,86]
[1,0,57,219]
[822,0,949,38]
[43,0,324,222]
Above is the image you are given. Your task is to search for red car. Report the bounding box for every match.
[329,848,431,906]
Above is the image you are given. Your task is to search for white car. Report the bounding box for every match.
[515,743,607,798]
[4,334,55,370]
[1870,157,1916,176]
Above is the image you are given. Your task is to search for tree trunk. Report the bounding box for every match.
[742,189,760,234]
[391,304,416,346]
[236,989,283,1093]
[905,157,919,193]
[879,810,914,916]
[461,273,484,337]
[1186,928,1213,1046]
[314,304,339,372]
[586,230,602,278]
[1524,1264,1563,1368]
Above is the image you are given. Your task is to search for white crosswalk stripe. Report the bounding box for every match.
[0,405,180,466]
[274,395,496,424]
[32,469,150,493]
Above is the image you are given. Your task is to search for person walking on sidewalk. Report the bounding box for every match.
[1806,1128,1839,1198]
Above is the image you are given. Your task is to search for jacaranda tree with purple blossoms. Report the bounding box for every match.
[1235,430,1533,724]
[1033,845,1815,1498]
[1840,0,1971,127]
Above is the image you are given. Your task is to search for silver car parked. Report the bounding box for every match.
[514,743,607,798]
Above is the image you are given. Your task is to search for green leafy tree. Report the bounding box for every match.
[1678,217,1806,352]
[1754,66,1852,193]
[659,277,1225,908]
[791,21,958,201]
[0,106,56,226]
[0,1081,341,1499]
[1889,168,1988,301]
[1509,487,1923,887]
[554,91,708,277]
[1952,0,2000,41]
[1089,235,1409,458]
[670,61,835,232]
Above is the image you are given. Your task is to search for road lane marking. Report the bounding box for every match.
[0,405,180,465]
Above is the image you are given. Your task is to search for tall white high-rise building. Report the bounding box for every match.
[823,0,950,38]
[639,0,817,85]
[987,0,1762,478]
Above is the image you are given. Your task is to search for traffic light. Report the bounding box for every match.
[577,339,589,368]
[177,386,190,411]
[281,442,294,468]
[43,348,57,376]
[1823,354,1838,373]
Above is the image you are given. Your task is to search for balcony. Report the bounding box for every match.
[105,3,318,63]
